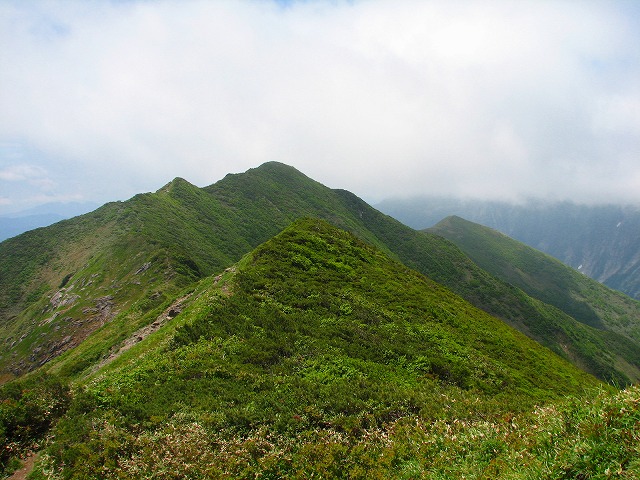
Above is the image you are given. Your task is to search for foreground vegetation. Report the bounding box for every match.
[3,375,639,478]
[27,385,639,479]
[0,373,70,476]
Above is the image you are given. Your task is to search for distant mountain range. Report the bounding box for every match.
[377,197,640,300]
[0,202,99,242]
[1,162,639,477]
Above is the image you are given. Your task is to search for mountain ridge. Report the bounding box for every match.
[3,164,640,477]
[1,162,639,385]
[429,215,640,339]
[14,218,608,478]
[377,196,640,299]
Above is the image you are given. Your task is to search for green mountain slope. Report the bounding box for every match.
[377,196,640,300]
[429,216,640,381]
[429,216,640,341]
[0,163,388,378]
[34,219,601,478]
[0,182,230,379]
[1,162,639,385]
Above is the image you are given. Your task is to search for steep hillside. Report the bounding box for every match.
[0,182,236,378]
[429,216,640,338]
[377,196,640,299]
[1,162,639,385]
[0,164,392,377]
[33,219,601,478]
[429,216,640,381]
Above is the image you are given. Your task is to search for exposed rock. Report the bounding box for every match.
[50,291,63,306]
[29,345,43,361]
[135,262,152,275]
[94,295,115,324]
[50,291,80,309]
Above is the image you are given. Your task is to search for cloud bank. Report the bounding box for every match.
[1,0,639,213]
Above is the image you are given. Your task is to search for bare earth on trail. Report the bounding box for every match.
[8,453,38,480]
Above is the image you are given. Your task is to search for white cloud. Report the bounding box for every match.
[0,164,49,183]
[0,0,639,212]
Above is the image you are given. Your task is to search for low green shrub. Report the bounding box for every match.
[0,373,70,475]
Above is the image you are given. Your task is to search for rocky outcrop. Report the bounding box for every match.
[49,290,80,309]
[77,295,116,323]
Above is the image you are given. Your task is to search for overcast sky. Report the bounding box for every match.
[1,0,639,214]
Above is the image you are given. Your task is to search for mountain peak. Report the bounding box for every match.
[157,177,198,194]
[212,162,310,188]
[254,160,299,172]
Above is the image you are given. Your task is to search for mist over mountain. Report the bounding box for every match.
[377,197,640,300]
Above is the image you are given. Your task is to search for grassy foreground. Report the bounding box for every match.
[21,384,639,479]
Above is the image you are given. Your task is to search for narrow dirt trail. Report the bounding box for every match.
[89,293,193,375]
[8,452,38,480]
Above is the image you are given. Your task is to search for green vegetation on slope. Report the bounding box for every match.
[2,162,639,387]
[331,193,637,384]
[33,383,640,479]
[34,218,604,479]
[429,215,640,382]
[0,372,70,476]
[0,163,388,378]
[0,196,205,378]
[377,196,640,300]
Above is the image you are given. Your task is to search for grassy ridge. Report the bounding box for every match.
[32,218,605,478]
[0,163,388,377]
[2,162,639,385]
[429,216,640,337]
[339,194,640,384]
[377,196,640,300]
[0,195,207,377]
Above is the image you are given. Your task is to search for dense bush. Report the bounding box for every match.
[37,385,640,479]
[0,373,70,475]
